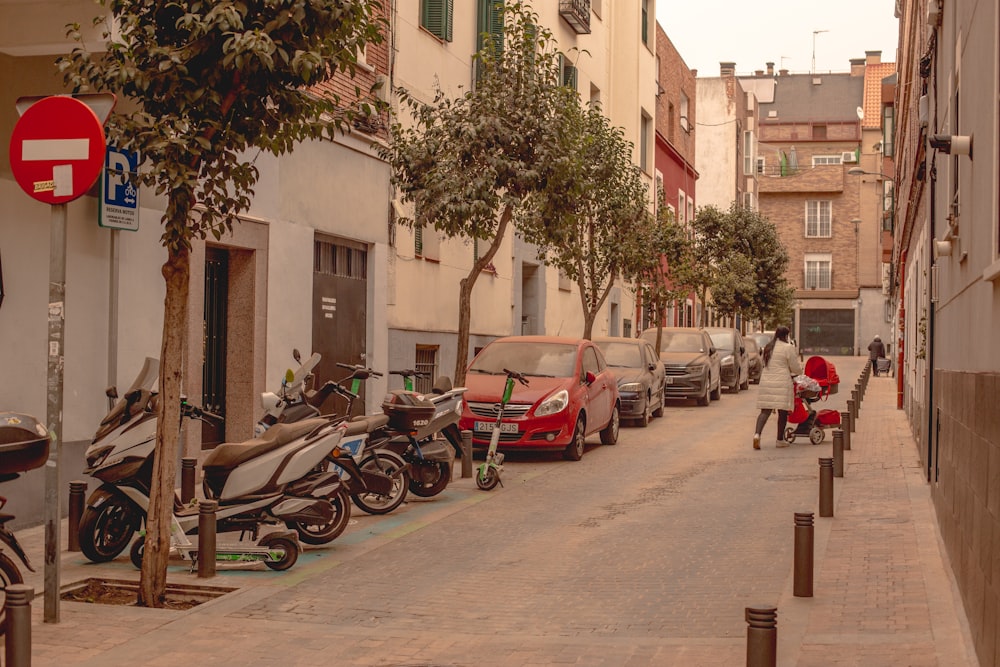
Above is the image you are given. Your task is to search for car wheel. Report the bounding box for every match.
[637,395,651,427]
[564,415,586,460]
[696,381,710,406]
[740,370,750,391]
[652,388,665,418]
[710,378,722,401]
[600,405,620,445]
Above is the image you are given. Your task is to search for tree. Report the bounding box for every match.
[526,99,651,339]
[383,2,568,384]
[59,0,385,607]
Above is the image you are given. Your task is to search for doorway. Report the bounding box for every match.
[202,247,228,447]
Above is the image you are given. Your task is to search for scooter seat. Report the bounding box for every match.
[202,419,327,470]
[342,414,389,436]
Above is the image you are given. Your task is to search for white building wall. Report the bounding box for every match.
[695,78,739,209]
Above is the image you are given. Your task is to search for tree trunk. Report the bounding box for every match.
[139,244,190,607]
[453,205,513,386]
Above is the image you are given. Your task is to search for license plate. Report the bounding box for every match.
[664,377,673,385]
[474,421,518,433]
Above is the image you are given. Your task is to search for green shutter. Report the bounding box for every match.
[421,0,454,42]
[415,224,424,256]
[478,0,504,54]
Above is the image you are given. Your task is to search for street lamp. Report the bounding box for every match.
[847,167,893,182]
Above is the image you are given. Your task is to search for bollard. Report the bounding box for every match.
[852,387,860,415]
[197,499,217,578]
[745,605,777,667]
[840,411,852,449]
[819,458,834,517]
[832,430,845,478]
[460,429,473,479]
[848,398,857,426]
[5,584,34,667]
[793,513,814,597]
[181,457,197,504]
[68,480,87,552]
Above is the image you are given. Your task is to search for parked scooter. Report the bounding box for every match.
[0,411,49,632]
[79,359,351,565]
[382,370,467,498]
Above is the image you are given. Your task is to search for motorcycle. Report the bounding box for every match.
[79,358,351,565]
[0,411,49,632]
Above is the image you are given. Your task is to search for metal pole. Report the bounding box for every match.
[107,229,119,397]
[197,499,217,578]
[67,481,87,552]
[793,513,814,597]
[5,584,34,667]
[745,605,777,667]
[833,430,845,478]
[840,411,852,450]
[819,458,834,517]
[460,429,473,479]
[44,202,67,624]
[181,457,197,504]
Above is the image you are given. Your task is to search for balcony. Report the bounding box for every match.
[559,0,591,34]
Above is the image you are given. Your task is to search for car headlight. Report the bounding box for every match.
[618,382,642,393]
[721,355,734,367]
[687,364,705,374]
[535,389,569,416]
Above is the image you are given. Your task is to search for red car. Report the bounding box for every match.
[459,336,621,460]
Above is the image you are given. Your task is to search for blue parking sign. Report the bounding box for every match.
[99,146,140,230]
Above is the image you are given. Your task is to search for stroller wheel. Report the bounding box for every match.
[784,427,795,443]
[809,427,825,445]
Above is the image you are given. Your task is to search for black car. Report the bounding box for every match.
[594,337,666,427]
[639,327,722,407]
[703,327,750,393]
[745,338,763,384]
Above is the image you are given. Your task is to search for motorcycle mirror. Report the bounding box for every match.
[585,371,597,385]
[105,386,118,400]
[292,349,301,364]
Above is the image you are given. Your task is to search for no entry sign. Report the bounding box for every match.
[9,96,108,204]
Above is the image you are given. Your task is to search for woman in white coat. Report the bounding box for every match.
[753,326,802,449]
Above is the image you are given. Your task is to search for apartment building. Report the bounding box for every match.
[893,1,1000,662]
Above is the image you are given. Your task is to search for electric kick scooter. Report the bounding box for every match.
[476,368,528,491]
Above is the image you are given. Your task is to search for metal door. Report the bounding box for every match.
[313,236,368,416]
[202,247,227,447]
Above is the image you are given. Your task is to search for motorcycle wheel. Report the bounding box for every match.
[287,488,352,545]
[408,461,450,498]
[0,551,24,635]
[476,466,500,491]
[78,488,139,563]
[351,451,409,515]
[260,535,299,571]
[129,536,145,569]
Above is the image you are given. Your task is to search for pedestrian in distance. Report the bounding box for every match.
[868,335,886,376]
[752,325,802,450]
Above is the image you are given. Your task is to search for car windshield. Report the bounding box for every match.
[469,341,577,378]
[659,332,705,353]
[708,332,735,352]
[596,342,642,367]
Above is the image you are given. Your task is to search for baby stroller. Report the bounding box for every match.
[784,356,841,445]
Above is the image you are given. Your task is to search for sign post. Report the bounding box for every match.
[8,93,114,623]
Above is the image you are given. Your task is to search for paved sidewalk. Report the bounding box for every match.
[2,357,978,666]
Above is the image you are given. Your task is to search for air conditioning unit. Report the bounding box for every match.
[842,152,858,163]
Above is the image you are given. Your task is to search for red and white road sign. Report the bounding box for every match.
[8,96,108,204]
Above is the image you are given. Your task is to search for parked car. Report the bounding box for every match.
[749,332,773,352]
[703,327,750,393]
[745,338,763,384]
[459,336,620,461]
[593,336,666,427]
[639,327,721,406]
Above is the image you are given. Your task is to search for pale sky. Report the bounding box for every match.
[655,0,901,76]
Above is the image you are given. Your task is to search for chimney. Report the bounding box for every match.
[766,62,775,76]
[691,68,698,78]
[755,70,764,76]
[865,50,882,65]
[779,68,789,76]
[720,62,736,77]
[849,57,866,76]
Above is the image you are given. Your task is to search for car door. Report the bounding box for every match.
[703,332,721,391]
[581,344,612,432]
[644,342,665,398]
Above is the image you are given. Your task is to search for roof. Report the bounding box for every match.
[863,62,896,128]
[753,73,865,123]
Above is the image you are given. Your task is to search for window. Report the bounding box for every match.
[639,111,651,172]
[804,254,832,289]
[678,192,686,225]
[414,345,438,394]
[667,103,675,142]
[756,157,765,174]
[812,155,842,166]
[559,54,578,90]
[582,346,600,379]
[420,0,454,42]
[687,197,694,225]
[882,105,895,157]
[743,130,754,175]
[805,201,832,237]
[641,0,650,46]
[812,124,827,140]
[680,92,690,132]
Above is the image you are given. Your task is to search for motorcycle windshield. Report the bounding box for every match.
[96,357,160,431]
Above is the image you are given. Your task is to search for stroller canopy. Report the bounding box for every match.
[804,356,840,394]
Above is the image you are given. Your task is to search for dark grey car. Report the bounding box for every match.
[704,327,750,393]
[639,327,722,407]
[594,337,666,427]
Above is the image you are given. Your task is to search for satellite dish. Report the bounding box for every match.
[856,106,864,120]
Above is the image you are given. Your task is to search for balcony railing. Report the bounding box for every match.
[559,0,591,34]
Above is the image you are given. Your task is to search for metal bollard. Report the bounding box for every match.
[832,430,845,478]
[840,411,852,449]
[5,584,34,667]
[460,429,473,479]
[181,457,197,504]
[745,605,777,667]
[793,513,814,597]
[852,387,860,416]
[819,458,834,517]
[68,480,87,552]
[847,398,857,427]
[197,499,217,578]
